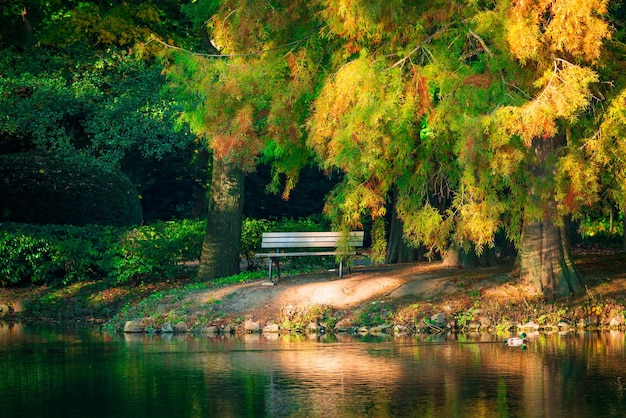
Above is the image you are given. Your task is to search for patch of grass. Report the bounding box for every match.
[102,280,216,333]
[354,300,393,327]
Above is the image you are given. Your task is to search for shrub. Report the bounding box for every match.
[103,220,204,284]
[0,223,112,286]
[0,216,330,287]
[0,152,142,226]
[0,220,204,286]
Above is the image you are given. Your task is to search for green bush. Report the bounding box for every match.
[0,220,204,286]
[0,223,111,286]
[0,152,142,226]
[103,220,204,284]
[0,216,330,287]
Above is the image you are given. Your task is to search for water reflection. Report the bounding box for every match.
[0,323,624,417]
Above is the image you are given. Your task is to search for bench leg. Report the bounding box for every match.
[338,257,352,279]
[268,257,274,282]
[339,258,343,279]
[269,257,281,283]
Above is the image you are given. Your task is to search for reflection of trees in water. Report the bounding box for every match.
[2,326,626,417]
[212,332,626,417]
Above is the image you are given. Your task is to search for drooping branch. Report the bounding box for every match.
[148,29,316,59]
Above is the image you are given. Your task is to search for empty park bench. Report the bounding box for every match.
[254,231,365,283]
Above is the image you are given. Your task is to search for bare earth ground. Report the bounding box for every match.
[186,250,626,326]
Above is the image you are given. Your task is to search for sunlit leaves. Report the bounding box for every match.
[585,89,626,210]
[555,149,599,215]
[507,0,611,64]
[312,0,414,51]
[307,54,427,229]
[397,203,450,253]
[492,62,598,146]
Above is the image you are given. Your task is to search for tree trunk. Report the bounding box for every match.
[516,133,582,300]
[197,156,244,281]
[518,213,582,300]
[623,210,626,253]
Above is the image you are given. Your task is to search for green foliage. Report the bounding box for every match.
[579,213,624,244]
[0,45,204,222]
[0,223,112,286]
[454,306,478,330]
[355,300,392,327]
[104,220,205,284]
[0,216,332,287]
[0,220,205,286]
[240,218,273,268]
[0,152,142,226]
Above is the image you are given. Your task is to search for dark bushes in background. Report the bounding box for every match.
[0,152,142,226]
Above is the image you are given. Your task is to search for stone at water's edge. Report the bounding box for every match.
[263,323,280,333]
[334,318,355,333]
[161,322,174,333]
[306,322,319,333]
[174,322,188,333]
[393,325,408,335]
[0,304,10,315]
[244,320,261,333]
[610,315,624,327]
[431,312,446,328]
[124,320,144,333]
[204,326,218,334]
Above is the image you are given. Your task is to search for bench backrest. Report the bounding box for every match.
[261,231,364,249]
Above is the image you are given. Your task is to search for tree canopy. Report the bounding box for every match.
[165,0,626,296]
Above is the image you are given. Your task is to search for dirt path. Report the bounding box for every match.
[187,261,516,322]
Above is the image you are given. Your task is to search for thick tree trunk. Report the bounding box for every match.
[623,210,626,253]
[518,213,582,300]
[517,133,582,300]
[197,156,244,281]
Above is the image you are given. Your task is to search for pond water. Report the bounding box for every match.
[0,323,625,418]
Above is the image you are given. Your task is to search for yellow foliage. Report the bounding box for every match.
[555,151,599,214]
[312,0,410,45]
[495,62,597,145]
[397,203,450,251]
[585,89,626,210]
[506,0,611,64]
[452,185,504,253]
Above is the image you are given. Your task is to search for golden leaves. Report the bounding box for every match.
[506,0,611,64]
[555,151,599,214]
[584,89,626,209]
[312,0,409,46]
[494,61,598,146]
[397,203,449,250]
[308,54,429,231]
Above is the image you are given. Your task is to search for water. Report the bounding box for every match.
[1,323,625,418]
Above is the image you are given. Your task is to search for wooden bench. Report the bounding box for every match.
[254,231,365,283]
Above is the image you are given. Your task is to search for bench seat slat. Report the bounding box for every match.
[261,241,362,248]
[254,251,356,258]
